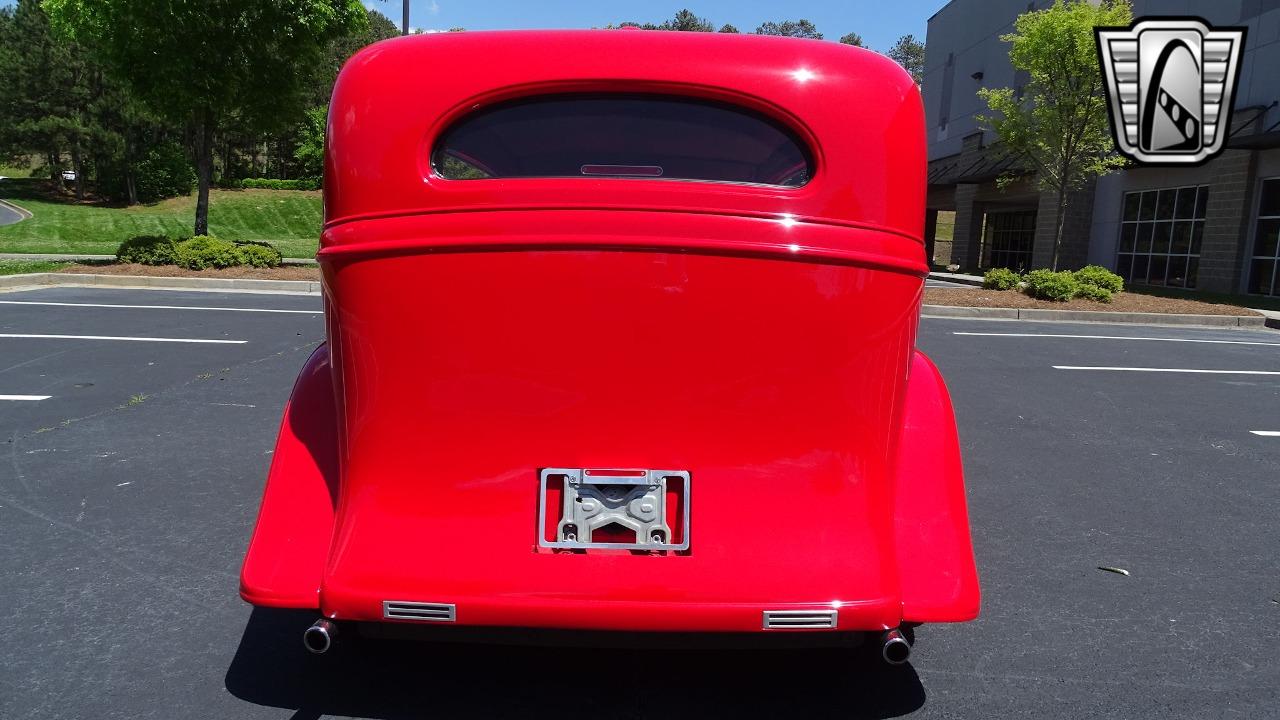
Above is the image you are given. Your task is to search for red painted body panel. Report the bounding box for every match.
[239,30,979,634]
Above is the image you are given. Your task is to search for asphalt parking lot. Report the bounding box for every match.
[2,285,1278,719]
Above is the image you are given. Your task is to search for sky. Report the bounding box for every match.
[367,0,945,50]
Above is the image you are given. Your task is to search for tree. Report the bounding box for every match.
[718,24,739,34]
[294,106,327,178]
[0,0,93,195]
[660,9,714,32]
[612,10,714,32]
[978,0,1131,270]
[44,0,367,236]
[754,19,822,39]
[838,32,864,47]
[886,34,925,84]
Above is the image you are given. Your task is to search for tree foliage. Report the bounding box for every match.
[754,19,822,39]
[43,0,366,234]
[978,0,1131,270]
[886,34,925,84]
[611,9,714,32]
[838,32,864,47]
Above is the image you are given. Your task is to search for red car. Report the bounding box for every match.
[240,29,979,664]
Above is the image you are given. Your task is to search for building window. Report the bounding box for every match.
[984,211,1036,271]
[1115,185,1207,288]
[1248,178,1280,296]
[938,53,954,132]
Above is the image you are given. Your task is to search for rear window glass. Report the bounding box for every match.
[431,95,812,188]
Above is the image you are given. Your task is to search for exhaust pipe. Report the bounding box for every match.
[881,628,911,665]
[303,618,337,654]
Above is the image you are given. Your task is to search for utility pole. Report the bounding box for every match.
[402,0,409,35]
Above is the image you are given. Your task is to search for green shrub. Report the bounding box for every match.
[1075,284,1114,303]
[116,235,179,265]
[235,241,283,268]
[238,177,321,191]
[1024,269,1080,302]
[1073,264,1124,293]
[983,267,1022,291]
[175,235,241,270]
[133,142,197,202]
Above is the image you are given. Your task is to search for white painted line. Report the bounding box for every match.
[1250,431,1280,437]
[1054,366,1280,376]
[0,333,245,344]
[0,300,320,314]
[955,332,1280,347]
[0,394,50,401]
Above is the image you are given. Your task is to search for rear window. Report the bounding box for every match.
[431,95,812,188]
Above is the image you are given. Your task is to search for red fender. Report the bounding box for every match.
[239,344,338,610]
[894,350,981,623]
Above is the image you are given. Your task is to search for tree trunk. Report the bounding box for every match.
[49,150,63,192]
[124,137,138,206]
[194,111,215,236]
[1052,186,1067,272]
[71,145,85,201]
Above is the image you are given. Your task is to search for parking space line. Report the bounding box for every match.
[0,333,246,344]
[0,394,50,401]
[0,300,321,314]
[955,332,1280,347]
[1053,366,1280,375]
[1250,431,1280,437]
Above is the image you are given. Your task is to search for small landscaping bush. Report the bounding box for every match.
[175,235,242,270]
[1073,264,1124,293]
[1075,283,1114,303]
[235,240,283,268]
[235,177,321,191]
[116,235,179,265]
[983,267,1022,290]
[1024,269,1080,302]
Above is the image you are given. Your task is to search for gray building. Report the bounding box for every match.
[924,0,1280,296]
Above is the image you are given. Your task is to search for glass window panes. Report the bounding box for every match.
[1140,191,1157,220]
[1123,193,1141,221]
[1156,189,1176,219]
[1259,178,1280,217]
[984,211,1036,272]
[1175,187,1196,219]
[1116,185,1206,289]
[1249,179,1280,296]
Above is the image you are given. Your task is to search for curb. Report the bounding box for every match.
[927,271,984,287]
[0,272,319,295]
[0,198,34,223]
[0,252,318,266]
[922,304,1268,328]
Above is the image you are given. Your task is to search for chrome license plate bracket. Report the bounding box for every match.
[538,468,689,551]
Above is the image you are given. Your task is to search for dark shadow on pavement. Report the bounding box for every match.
[226,608,926,719]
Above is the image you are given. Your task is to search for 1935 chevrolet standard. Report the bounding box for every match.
[240,29,979,664]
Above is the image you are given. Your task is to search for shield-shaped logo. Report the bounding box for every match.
[1096,18,1246,165]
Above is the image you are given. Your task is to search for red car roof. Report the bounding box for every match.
[325,30,924,242]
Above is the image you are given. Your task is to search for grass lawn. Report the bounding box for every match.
[0,180,321,258]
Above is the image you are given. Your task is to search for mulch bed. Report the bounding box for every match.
[924,287,1261,317]
[56,262,320,281]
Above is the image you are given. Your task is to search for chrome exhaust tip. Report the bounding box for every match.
[881,628,911,665]
[303,618,336,654]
